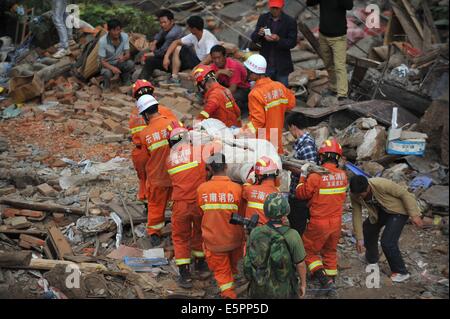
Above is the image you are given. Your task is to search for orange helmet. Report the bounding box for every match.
[255,156,279,176]
[318,138,343,157]
[132,79,155,99]
[192,65,215,85]
[167,121,188,141]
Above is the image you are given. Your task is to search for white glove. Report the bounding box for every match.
[300,163,311,177]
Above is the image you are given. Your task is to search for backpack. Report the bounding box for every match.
[243,224,298,299]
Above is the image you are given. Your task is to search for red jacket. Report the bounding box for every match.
[197,82,241,127]
[296,163,348,219]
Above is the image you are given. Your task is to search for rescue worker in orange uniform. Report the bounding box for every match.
[136,94,174,247]
[165,121,210,289]
[242,156,280,226]
[192,65,241,128]
[129,80,177,201]
[241,54,296,154]
[197,153,245,299]
[296,138,348,292]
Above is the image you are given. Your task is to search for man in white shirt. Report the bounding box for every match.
[163,16,218,84]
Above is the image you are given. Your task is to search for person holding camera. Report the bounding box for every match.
[242,156,280,226]
[296,138,348,294]
[197,153,245,299]
[244,193,307,299]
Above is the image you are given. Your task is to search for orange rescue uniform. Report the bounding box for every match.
[296,163,348,277]
[197,176,244,299]
[242,179,279,225]
[245,77,295,154]
[197,82,241,127]
[166,142,207,265]
[129,106,177,200]
[139,113,173,236]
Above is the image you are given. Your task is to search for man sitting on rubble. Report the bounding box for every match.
[98,19,135,90]
[350,175,424,283]
[192,64,241,128]
[163,16,218,84]
[139,9,183,81]
[286,113,319,236]
[209,45,251,116]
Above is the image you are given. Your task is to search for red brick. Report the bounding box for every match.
[36,183,58,197]
[2,208,20,218]
[19,234,45,247]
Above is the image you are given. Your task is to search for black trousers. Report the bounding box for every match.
[363,208,409,274]
[288,196,309,236]
[139,56,166,81]
[233,87,250,117]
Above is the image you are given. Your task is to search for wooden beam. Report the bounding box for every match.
[391,1,423,49]
[298,21,323,59]
[422,0,442,44]
[0,251,32,267]
[0,198,85,215]
[48,225,74,260]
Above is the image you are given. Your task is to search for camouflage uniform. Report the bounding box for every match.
[244,193,306,299]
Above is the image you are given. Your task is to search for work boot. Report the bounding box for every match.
[314,269,334,289]
[194,258,211,280]
[177,264,193,289]
[149,234,161,247]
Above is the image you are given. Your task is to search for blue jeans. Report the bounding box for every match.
[363,208,409,274]
[52,0,73,49]
[266,67,289,87]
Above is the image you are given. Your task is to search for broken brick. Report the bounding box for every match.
[19,234,45,247]
[37,183,58,197]
[0,186,16,196]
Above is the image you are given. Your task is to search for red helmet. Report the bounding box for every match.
[132,79,155,98]
[255,156,279,176]
[167,121,188,141]
[192,65,215,84]
[318,138,343,157]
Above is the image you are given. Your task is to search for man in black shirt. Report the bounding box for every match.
[251,0,298,87]
[307,0,353,102]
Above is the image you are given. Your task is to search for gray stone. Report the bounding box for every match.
[420,186,449,208]
[219,2,253,21]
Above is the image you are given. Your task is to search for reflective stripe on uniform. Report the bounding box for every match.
[308,260,323,272]
[225,101,233,108]
[201,203,238,211]
[319,187,347,195]
[220,281,234,292]
[247,122,256,134]
[176,258,191,266]
[264,98,288,111]
[200,111,210,118]
[148,139,169,152]
[168,161,199,175]
[146,222,165,230]
[192,250,205,258]
[130,125,147,135]
[247,201,264,210]
[325,269,338,276]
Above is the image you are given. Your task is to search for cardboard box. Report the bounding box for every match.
[9,74,44,103]
[386,128,426,156]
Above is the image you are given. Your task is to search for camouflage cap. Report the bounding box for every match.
[263,193,290,219]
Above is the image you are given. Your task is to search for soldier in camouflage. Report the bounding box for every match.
[244,193,307,298]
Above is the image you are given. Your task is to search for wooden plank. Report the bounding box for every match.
[28,259,107,272]
[346,100,419,127]
[0,251,32,267]
[298,21,323,59]
[401,0,424,38]
[422,0,442,44]
[0,227,46,238]
[0,198,85,215]
[347,55,382,69]
[291,104,348,118]
[391,1,423,49]
[48,225,74,260]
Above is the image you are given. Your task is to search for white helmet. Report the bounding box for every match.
[136,94,158,114]
[244,54,267,74]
